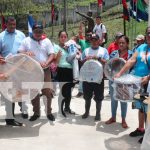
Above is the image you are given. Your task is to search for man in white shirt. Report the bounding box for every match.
[81,34,109,121]
[93,16,107,47]
[18,24,55,121]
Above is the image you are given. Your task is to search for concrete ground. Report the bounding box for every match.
[0,81,142,150]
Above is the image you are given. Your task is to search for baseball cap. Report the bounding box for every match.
[136,34,145,40]
[32,24,43,30]
[91,34,99,40]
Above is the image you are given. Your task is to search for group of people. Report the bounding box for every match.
[0,15,150,146]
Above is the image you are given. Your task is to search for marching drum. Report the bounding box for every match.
[0,54,44,102]
[104,58,126,81]
[113,74,141,102]
[79,59,103,83]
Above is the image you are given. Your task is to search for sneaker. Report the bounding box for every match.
[6,119,23,126]
[76,92,83,98]
[47,114,55,121]
[29,114,40,121]
[129,128,145,137]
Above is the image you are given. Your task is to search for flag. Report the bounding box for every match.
[51,0,55,24]
[98,0,103,7]
[1,14,7,31]
[122,0,130,21]
[28,14,35,36]
[130,0,148,21]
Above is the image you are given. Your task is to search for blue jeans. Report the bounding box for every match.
[78,81,83,93]
[109,81,127,119]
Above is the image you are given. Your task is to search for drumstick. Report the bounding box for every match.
[5,57,27,76]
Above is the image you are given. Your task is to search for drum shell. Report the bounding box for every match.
[113,74,141,102]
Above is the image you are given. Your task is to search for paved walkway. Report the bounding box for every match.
[0,81,142,150]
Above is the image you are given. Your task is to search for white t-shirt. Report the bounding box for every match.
[82,46,109,61]
[18,37,54,62]
[93,23,107,42]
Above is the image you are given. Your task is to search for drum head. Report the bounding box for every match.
[79,60,103,83]
[104,58,126,81]
[0,54,44,102]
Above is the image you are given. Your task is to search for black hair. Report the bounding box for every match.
[58,30,68,37]
[6,16,16,23]
[96,16,101,19]
[118,35,129,44]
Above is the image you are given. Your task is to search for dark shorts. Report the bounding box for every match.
[83,79,104,102]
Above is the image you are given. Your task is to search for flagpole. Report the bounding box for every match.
[123,18,126,35]
[148,0,150,26]
[51,0,54,38]
[63,0,67,31]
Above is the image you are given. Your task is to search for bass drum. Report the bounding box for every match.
[79,59,103,83]
[0,54,44,102]
[104,57,126,81]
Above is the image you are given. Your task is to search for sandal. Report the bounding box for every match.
[122,120,128,128]
[105,118,116,124]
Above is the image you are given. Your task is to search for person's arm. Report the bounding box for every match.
[115,52,138,78]
[75,11,90,20]
[18,39,35,56]
[41,40,55,68]
[101,25,107,43]
[141,75,150,85]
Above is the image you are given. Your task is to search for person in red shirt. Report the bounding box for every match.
[107,32,123,55]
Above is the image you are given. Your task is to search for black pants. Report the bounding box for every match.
[56,67,75,109]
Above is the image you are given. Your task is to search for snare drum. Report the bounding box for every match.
[113,74,141,102]
[79,59,103,83]
[104,58,126,81]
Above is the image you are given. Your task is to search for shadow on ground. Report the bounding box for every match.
[104,134,141,150]
[96,121,128,135]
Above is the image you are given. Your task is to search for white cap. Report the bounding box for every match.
[136,34,145,41]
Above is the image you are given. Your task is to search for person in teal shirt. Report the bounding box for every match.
[78,32,91,52]
[115,27,150,144]
[54,30,76,116]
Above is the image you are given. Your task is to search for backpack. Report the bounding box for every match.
[100,24,108,45]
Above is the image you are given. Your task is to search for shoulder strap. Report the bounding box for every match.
[145,46,150,69]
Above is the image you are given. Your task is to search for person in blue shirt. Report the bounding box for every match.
[105,35,132,128]
[115,27,150,143]
[0,16,26,126]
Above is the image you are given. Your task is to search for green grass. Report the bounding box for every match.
[44,3,148,49]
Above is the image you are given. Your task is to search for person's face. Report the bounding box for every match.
[136,39,144,45]
[33,29,43,41]
[96,18,101,24]
[59,32,68,44]
[7,20,16,33]
[118,37,128,51]
[90,39,100,48]
[146,28,150,45]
